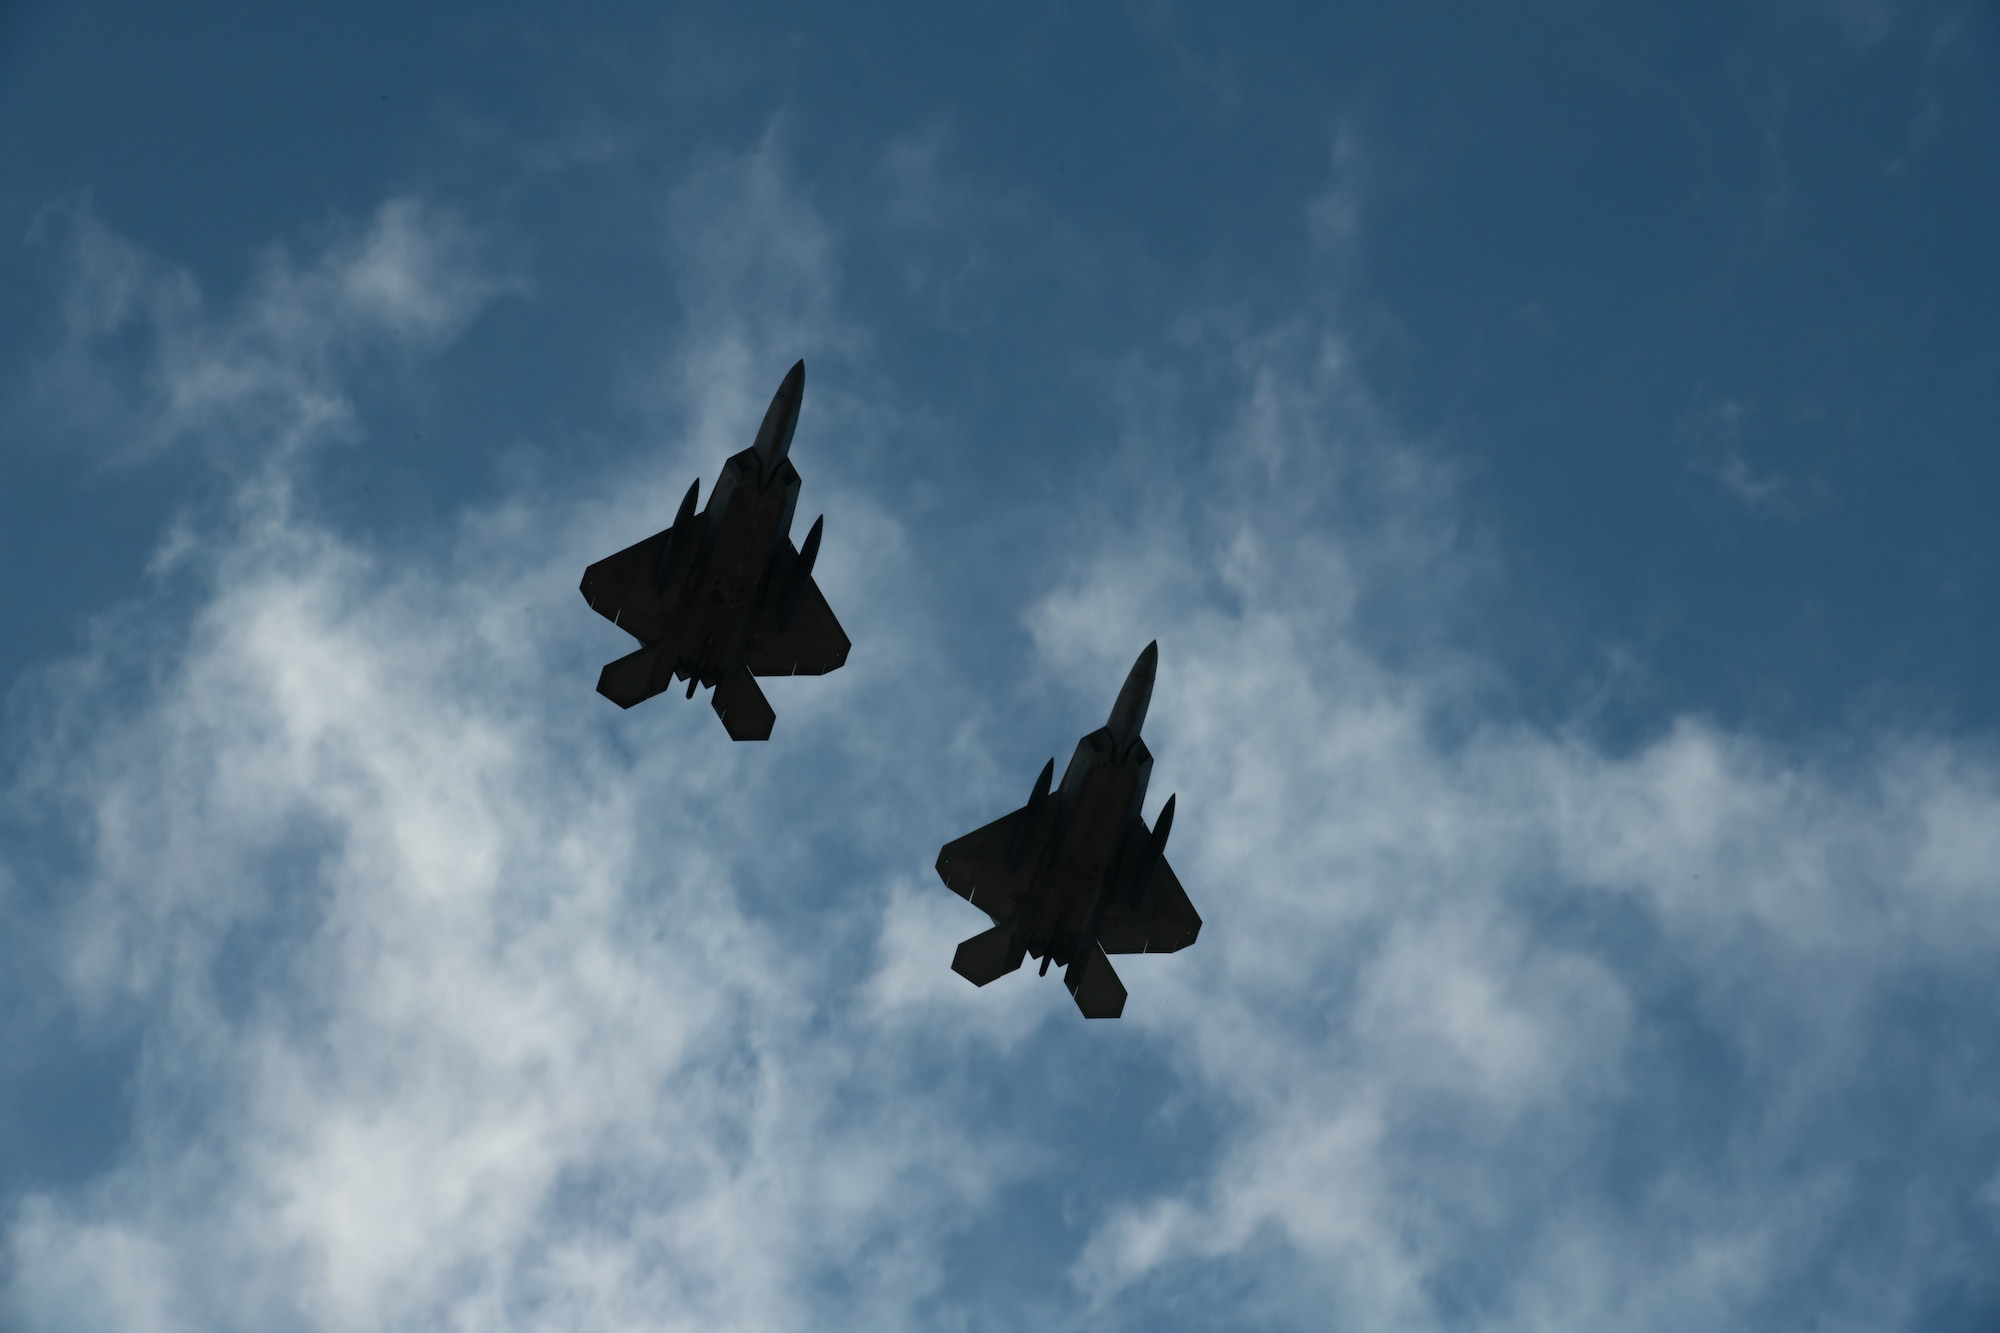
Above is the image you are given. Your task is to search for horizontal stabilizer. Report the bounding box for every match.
[711,666,776,741]
[596,644,673,709]
[1065,943,1127,1019]
[951,922,1024,987]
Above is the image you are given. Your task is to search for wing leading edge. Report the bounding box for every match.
[743,537,850,677]
[936,807,1201,956]
[578,508,711,645]
[579,530,662,631]
[1096,851,1201,954]
[582,525,848,677]
[935,811,1031,922]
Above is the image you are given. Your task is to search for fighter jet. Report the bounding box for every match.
[935,642,1201,1018]
[579,360,850,739]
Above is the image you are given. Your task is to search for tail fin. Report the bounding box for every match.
[1065,943,1127,1019]
[711,666,776,740]
[951,922,1025,987]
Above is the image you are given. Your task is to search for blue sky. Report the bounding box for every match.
[2,2,1998,1328]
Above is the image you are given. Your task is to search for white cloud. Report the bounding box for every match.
[7,141,2000,1333]
[1037,319,2000,1330]
[2,173,1021,1333]
[23,196,516,468]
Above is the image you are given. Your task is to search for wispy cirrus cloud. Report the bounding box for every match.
[1,155,1020,1333]
[20,196,518,468]
[1041,318,2000,1331]
[5,129,2000,1333]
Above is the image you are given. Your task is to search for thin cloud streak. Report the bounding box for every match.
[20,197,517,470]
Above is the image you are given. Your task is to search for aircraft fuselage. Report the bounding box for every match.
[670,450,800,687]
[1019,730,1152,970]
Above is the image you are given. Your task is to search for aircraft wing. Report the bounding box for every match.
[1097,849,1202,956]
[578,511,704,644]
[743,538,851,677]
[935,811,1032,924]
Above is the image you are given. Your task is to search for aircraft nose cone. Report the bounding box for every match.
[1107,640,1159,747]
[752,360,808,480]
[1126,640,1159,695]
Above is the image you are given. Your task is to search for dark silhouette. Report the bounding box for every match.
[936,642,1201,1018]
[579,361,850,739]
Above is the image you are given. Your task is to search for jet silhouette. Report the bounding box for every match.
[935,642,1201,1018]
[579,360,850,739]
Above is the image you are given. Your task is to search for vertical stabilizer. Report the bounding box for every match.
[651,479,702,596]
[1006,757,1056,873]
